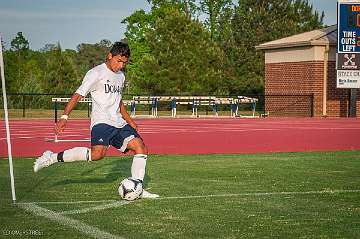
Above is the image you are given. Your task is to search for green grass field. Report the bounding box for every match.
[1,151,360,239]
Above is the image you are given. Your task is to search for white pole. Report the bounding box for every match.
[0,35,16,204]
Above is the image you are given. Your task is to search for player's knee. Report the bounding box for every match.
[91,149,106,161]
[134,140,148,155]
[90,145,108,161]
[138,144,148,155]
[127,138,148,155]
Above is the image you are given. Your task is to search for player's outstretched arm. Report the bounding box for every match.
[55,93,83,134]
[120,100,138,131]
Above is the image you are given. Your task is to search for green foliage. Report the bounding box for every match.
[20,59,43,93]
[3,50,17,92]
[124,2,227,95]
[148,0,198,17]
[76,39,112,75]
[124,0,324,96]
[199,0,233,40]
[3,1,325,98]
[4,32,31,93]
[3,33,110,96]
[42,43,79,93]
[10,32,29,52]
[145,9,226,95]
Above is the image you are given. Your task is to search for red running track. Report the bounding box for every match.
[1,118,360,157]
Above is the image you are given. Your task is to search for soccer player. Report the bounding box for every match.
[33,42,158,198]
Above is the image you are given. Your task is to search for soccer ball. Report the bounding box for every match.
[118,178,143,201]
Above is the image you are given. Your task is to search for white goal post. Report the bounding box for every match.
[0,35,16,204]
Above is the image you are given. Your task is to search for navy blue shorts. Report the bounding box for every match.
[91,124,141,152]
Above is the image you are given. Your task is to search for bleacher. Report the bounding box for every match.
[129,96,258,118]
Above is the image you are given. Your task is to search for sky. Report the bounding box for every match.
[0,0,337,51]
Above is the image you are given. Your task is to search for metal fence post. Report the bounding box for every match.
[54,99,58,123]
[349,89,357,117]
[311,94,314,117]
[22,94,25,117]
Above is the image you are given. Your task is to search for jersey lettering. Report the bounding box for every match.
[104,84,121,94]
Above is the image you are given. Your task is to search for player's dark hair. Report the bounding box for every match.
[109,42,130,57]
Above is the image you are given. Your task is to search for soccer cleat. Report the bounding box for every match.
[141,189,159,199]
[33,150,55,173]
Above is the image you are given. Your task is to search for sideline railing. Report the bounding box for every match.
[0,93,315,119]
[51,95,259,120]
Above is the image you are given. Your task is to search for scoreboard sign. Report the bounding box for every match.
[337,53,360,69]
[337,0,360,88]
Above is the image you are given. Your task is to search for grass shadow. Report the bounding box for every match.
[51,156,151,188]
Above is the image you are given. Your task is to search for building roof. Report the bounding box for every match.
[256,25,337,50]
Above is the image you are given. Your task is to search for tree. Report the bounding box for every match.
[76,39,112,75]
[3,50,17,92]
[43,43,79,93]
[20,59,43,94]
[123,4,161,94]
[148,0,198,18]
[124,1,230,95]
[130,7,226,95]
[10,32,29,53]
[199,0,233,40]
[5,32,31,93]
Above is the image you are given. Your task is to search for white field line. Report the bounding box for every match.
[19,189,360,205]
[59,200,131,215]
[19,199,118,205]
[18,203,125,239]
[154,189,360,200]
[16,189,360,221]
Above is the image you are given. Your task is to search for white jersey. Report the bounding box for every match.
[75,63,127,129]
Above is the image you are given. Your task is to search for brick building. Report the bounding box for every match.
[256,25,359,117]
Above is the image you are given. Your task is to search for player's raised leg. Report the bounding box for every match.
[33,145,107,172]
[33,147,89,172]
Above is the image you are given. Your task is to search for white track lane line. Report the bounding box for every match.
[18,203,125,239]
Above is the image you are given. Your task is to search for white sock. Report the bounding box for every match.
[51,147,90,163]
[131,154,147,181]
